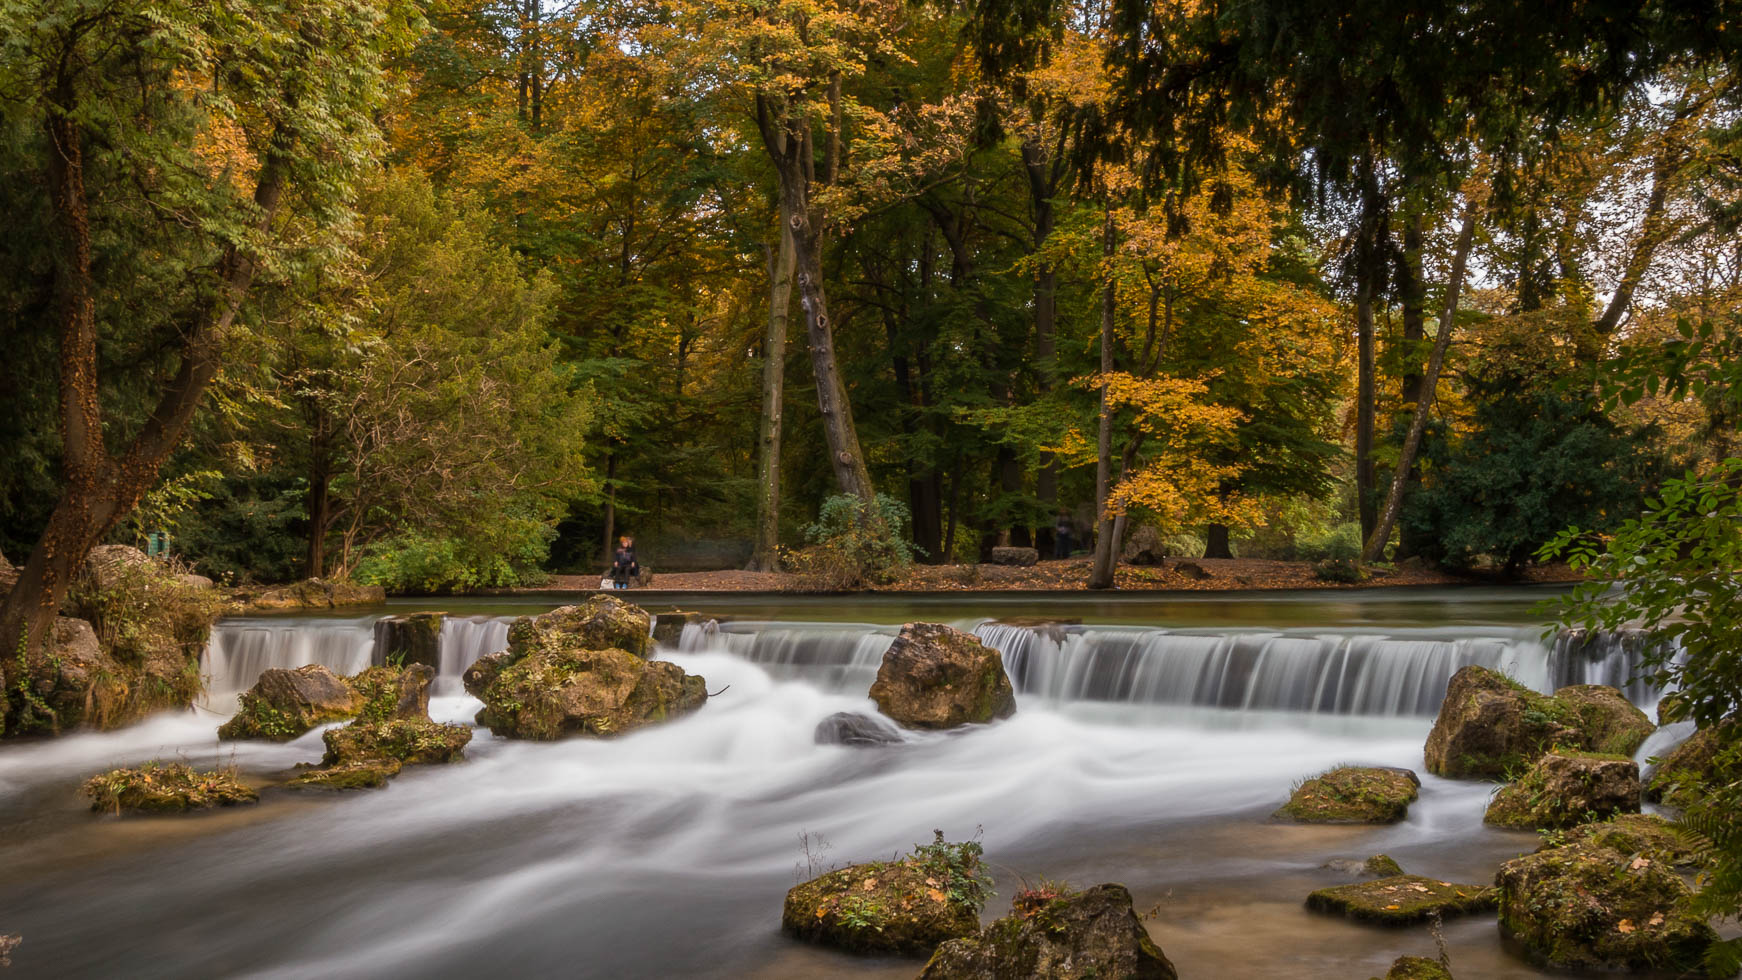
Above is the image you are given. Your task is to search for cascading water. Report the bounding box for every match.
[435,616,513,695]
[199,616,376,705]
[681,619,1662,718]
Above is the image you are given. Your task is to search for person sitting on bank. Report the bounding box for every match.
[610,536,640,589]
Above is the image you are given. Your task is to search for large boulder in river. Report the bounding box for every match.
[348,664,435,723]
[1496,839,1718,973]
[1275,766,1418,824]
[783,835,990,956]
[507,596,651,659]
[869,623,1015,730]
[474,646,705,739]
[1551,684,1655,757]
[1424,666,1638,779]
[920,883,1176,980]
[218,664,358,741]
[1541,814,1702,869]
[1484,751,1640,829]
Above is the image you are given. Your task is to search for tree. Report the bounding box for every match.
[0,0,413,661]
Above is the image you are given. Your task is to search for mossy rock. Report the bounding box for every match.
[217,664,358,741]
[783,856,986,957]
[651,610,715,648]
[285,759,403,791]
[4,555,226,738]
[473,645,706,740]
[240,578,385,612]
[82,762,257,813]
[1305,875,1496,926]
[372,612,445,670]
[1321,854,1407,878]
[868,622,1016,730]
[1496,840,1718,974]
[1423,666,1578,779]
[1645,726,1736,809]
[920,883,1177,980]
[347,664,435,723]
[1483,750,1640,830]
[506,596,651,660]
[320,717,471,766]
[1552,684,1655,757]
[1368,955,1452,980]
[1275,766,1419,823]
[1540,814,1703,869]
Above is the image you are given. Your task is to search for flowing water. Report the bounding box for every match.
[0,588,1682,978]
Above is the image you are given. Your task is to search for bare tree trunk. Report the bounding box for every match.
[1090,211,1119,590]
[1362,201,1479,564]
[747,202,795,572]
[1204,523,1232,559]
[756,101,877,511]
[1022,138,1061,552]
[1355,269,1377,544]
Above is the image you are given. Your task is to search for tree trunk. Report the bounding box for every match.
[756,105,876,511]
[1022,139,1061,554]
[1398,213,1426,406]
[1363,201,1480,564]
[306,461,330,578]
[1204,523,1232,559]
[1355,260,1378,544]
[1089,211,1119,591]
[600,451,617,567]
[0,101,284,664]
[747,202,795,572]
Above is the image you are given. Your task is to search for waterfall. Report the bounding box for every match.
[200,617,376,706]
[675,619,1662,718]
[435,616,513,695]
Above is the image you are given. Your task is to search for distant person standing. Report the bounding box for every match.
[610,536,640,589]
[1053,514,1073,559]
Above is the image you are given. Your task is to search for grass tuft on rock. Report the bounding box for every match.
[82,761,257,813]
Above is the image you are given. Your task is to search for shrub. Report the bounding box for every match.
[353,524,552,594]
[790,494,916,587]
[1299,522,1363,562]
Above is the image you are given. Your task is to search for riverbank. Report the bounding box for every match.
[530,556,1583,594]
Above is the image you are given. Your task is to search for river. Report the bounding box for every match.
[0,587,1672,978]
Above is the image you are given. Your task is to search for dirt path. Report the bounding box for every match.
[533,557,1581,593]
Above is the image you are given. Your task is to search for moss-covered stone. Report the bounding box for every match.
[1645,725,1736,809]
[782,842,990,957]
[920,883,1177,980]
[1275,766,1419,823]
[285,759,403,791]
[1483,750,1640,830]
[462,650,514,697]
[320,717,471,766]
[238,578,386,612]
[3,556,225,738]
[1424,667,1578,779]
[82,762,258,813]
[868,623,1016,730]
[507,596,651,659]
[1424,667,1651,780]
[347,664,434,723]
[652,610,714,648]
[1368,955,1452,980]
[1552,684,1655,757]
[1305,875,1496,926]
[1321,854,1409,878]
[217,664,357,741]
[1540,814,1702,869]
[1496,840,1718,974]
[474,646,706,740]
[372,612,445,670]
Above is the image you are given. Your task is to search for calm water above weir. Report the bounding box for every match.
[0,587,1671,978]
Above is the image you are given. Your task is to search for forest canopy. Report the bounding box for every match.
[0,0,1737,616]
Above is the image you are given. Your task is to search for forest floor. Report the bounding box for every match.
[534,557,1584,593]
